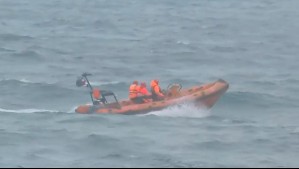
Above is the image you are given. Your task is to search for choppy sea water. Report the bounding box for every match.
[0,0,299,167]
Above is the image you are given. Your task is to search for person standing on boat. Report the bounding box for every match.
[150,79,165,101]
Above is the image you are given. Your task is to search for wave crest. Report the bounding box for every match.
[0,108,60,114]
[145,102,211,118]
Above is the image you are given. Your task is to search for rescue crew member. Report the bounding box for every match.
[138,82,151,103]
[150,79,165,101]
[129,80,143,104]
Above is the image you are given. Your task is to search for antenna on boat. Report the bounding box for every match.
[76,72,95,104]
[81,72,93,90]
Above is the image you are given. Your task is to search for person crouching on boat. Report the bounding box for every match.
[129,80,144,104]
[150,79,165,101]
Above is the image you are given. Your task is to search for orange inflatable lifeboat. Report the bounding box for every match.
[75,73,229,115]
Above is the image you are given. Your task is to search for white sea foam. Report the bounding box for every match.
[145,102,211,118]
[0,108,60,114]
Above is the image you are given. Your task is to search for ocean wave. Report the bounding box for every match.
[0,47,14,52]
[283,78,299,84]
[67,106,79,114]
[57,114,110,124]
[0,33,33,41]
[249,80,278,86]
[0,108,60,114]
[176,40,190,45]
[145,103,211,118]
[210,46,247,53]
[195,140,234,150]
[79,133,121,149]
[93,19,117,30]
[0,78,80,102]
[0,78,55,86]
[27,45,71,55]
[221,91,297,107]
[290,128,299,135]
[10,50,42,60]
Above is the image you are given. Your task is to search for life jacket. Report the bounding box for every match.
[139,86,149,95]
[150,80,161,100]
[129,84,139,99]
[92,88,101,100]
